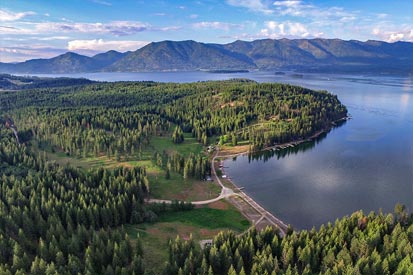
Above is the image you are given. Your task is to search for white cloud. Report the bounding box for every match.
[288,22,308,36]
[273,1,301,7]
[372,27,413,43]
[157,26,181,31]
[339,16,356,23]
[0,46,66,62]
[260,21,312,38]
[0,9,35,22]
[67,39,149,53]
[0,20,181,36]
[37,36,71,41]
[0,39,150,62]
[389,33,404,42]
[190,14,199,19]
[193,21,244,31]
[35,21,150,36]
[266,21,275,30]
[272,1,358,22]
[0,36,71,42]
[90,0,112,6]
[377,13,388,19]
[0,25,32,34]
[226,0,273,14]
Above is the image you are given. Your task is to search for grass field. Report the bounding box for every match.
[149,171,221,201]
[33,142,155,170]
[148,133,203,157]
[32,136,220,201]
[158,206,250,231]
[125,201,250,275]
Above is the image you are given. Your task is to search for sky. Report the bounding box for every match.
[1,0,413,62]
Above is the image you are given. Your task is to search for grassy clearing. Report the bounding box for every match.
[33,139,219,201]
[144,133,221,201]
[158,204,250,232]
[126,221,222,275]
[125,201,250,274]
[149,133,203,157]
[33,143,157,170]
[149,171,221,201]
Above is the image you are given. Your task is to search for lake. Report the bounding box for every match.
[30,71,413,229]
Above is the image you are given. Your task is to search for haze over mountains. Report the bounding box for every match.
[1,38,412,74]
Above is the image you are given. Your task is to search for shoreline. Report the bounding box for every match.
[218,115,350,158]
[225,173,289,235]
[147,115,350,234]
[215,115,350,233]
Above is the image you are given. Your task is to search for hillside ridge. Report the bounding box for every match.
[1,38,412,74]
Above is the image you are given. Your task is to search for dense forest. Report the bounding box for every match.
[0,127,194,275]
[165,209,413,275]
[6,78,411,275]
[0,74,94,90]
[0,79,347,151]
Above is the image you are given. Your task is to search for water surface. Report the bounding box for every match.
[28,71,413,229]
[224,73,413,229]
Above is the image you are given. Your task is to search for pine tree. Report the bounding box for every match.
[228,265,237,275]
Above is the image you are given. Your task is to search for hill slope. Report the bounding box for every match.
[1,38,412,74]
[221,38,413,72]
[0,51,126,74]
[106,40,256,71]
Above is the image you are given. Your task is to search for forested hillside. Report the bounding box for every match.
[10,78,413,275]
[166,210,413,275]
[1,79,347,151]
[2,39,413,74]
[0,74,94,90]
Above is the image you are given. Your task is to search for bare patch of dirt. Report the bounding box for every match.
[116,162,133,168]
[220,101,244,109]
[146,227,162,236]
[219,145,250,156]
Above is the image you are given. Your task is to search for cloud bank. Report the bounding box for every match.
[67,39,149,53]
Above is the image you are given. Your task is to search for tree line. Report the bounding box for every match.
[0,78,351,274]
[165,209,413,275]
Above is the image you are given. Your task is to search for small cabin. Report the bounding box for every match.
[5,118,15,129]
[207,145,215,153]
[199,239,213,249]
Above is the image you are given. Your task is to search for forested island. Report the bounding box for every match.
[1,77,412,274]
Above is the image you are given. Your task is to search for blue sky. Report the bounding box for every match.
[1,0,412,62]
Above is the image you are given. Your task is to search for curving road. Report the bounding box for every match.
[147,147,288,235]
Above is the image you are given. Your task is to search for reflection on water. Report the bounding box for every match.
[223,73,413,230]
[246,132,327,163]
[246,121,347,163]
[402,75,413,92]
[24,71,413,230]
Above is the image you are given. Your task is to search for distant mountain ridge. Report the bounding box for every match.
[107,40,256,71]
[1,38,412,74]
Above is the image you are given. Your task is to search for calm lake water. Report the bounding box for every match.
[31,71,413,229]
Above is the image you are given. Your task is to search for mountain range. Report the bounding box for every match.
[1,38,412,74]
